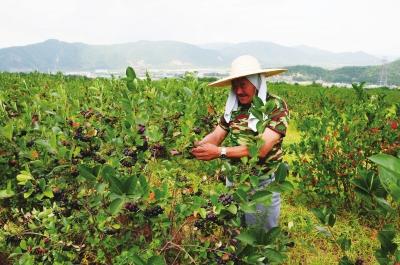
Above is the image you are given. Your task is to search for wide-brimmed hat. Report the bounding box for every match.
[208,55,287,87]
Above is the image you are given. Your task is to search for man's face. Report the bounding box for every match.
[232,77,256,105]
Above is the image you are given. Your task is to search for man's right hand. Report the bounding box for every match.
[194,141,204,147]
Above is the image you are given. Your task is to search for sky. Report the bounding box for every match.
[1,0,399,58]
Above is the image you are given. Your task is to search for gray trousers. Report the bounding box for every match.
[226,175,281,231]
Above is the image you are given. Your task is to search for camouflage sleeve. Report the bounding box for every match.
[218,114,230,132]
[265,99,289,136]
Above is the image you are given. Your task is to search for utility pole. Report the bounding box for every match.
[378,58,388,87]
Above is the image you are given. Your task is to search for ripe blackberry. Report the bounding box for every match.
[193,127,201,134]
[138,124,146,134]
[104,116,118,125]
[125,202,140,213]
[355,258,365,265]
[137,138,149,151]
[93,155,106,164]
[218,194,234,206]
[53,187,63,201]
[80,148,93,158]
[80,109,94,119]
[26,140,35,148]
[70,166,79,177]
[121,158,135,167]
[194,219,206,229]
[8,159,18,167]
[74,127,91,142]
[206,212,218,223]
[35,247,47,255]
[123,148,137,158]
[71,158,79,165]
[90,143,100,152]
[19,130,27,136]
[286,241,295,248]
[144,205,164,218]
[150,143,167,158]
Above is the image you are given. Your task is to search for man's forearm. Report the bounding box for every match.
[198,133,220,145]
[224,145,250,159]
[224,142,275,159]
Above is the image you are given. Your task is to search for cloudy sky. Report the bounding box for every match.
[1,0,399,58]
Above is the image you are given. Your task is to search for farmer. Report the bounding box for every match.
[191,55,289,230]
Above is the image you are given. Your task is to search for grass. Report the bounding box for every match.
[280,121,381,265]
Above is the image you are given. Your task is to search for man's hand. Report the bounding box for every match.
[193,140,204,147]
[191,143,220,161]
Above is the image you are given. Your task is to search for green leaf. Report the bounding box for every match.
[264,227,281,245]
[147,256,166,265]
[20,240,27,250]
[23,189,34,199]
[226,204,237,215]
[108,175,124,195]
[0,189,15,199]
[338,256,353,265]
[16,171,34,185]
[252,96,264,108]
[78,165,96,181]
[337,235,351,251]
[124,176,138,195]
[131,255,146,265]
[369,154,400,173]
[0,181,15,199]
[1,122,13,141]
[126,66,137,80]
[42,187,54,198]
[139,175,149,196]
[274,162,289,183]
[252,190,272,204]
[198,208,206,219]
[377,224,398,254]
[264,248,286,263]
[101,165,116,181]
[236,231,256,246]
[240,202,257,213]
[109,198,124,215]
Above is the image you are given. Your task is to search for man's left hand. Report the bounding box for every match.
[191,143,220,161]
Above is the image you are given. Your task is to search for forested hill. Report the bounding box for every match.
[287,59,400,85]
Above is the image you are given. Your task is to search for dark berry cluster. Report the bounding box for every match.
[150,143,167,158]
[193,127,201,134]
[215,253,240,265]
[121,157,135,167]
[137,124,146,134]
[103,116,118,125]
[93,155,106,164]
[123,148,137,158]
[144,205,164,218]
[218,194,234,206]
[194,219,206,229]
[26,140,35,148]
[70,166,79,177]
[80,148,94,158]
[74,127,91,142]
[80,108,94,119]
[137,137,149,151]
[124,202,140,213]
[194,211,223,235]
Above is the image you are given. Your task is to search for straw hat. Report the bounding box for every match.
[208,55,287,87]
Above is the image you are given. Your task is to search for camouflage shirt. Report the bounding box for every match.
[218,93,290,174]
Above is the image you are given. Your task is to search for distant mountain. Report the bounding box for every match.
[0,39,384,72]
[0,39,224,71]
[286,59,400,85]
[201,41,382,68]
